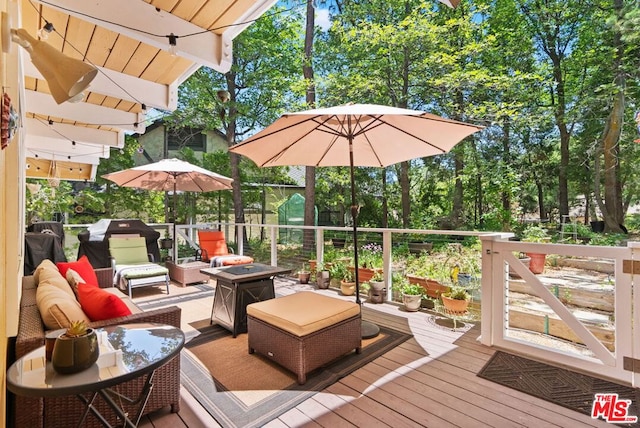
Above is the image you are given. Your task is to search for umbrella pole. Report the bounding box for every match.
[173,181,177,261]
[348,139,380,339]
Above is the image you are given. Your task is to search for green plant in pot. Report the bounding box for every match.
[329,262,346,287]
[340,266,356,296]
[369,270,385,290]
[298,264,311,284]
[51,320,99,374]
[441,286,470,314]
[394,277,423,312]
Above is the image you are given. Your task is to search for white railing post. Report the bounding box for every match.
[382,230,392,300]
[478,233,512,346]
[316,228,324,264]
[270,226,278,266]
[237,224,244,255]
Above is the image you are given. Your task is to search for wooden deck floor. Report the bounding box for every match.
[135,277,612,428]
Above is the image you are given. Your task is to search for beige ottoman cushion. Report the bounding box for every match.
[247,291,360,337]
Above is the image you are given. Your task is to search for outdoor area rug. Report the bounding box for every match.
[478,351,640,425]
[181,310,412,428]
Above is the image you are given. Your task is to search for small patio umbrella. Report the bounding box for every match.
[102,158,233,259]
[229,103,483,337]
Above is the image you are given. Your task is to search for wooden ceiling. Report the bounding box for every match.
[18,0,278,180]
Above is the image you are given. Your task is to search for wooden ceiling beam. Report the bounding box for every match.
[27,118,124,148]
[25,90,146,133]
[34,0,233,72]
[21,57,178,111]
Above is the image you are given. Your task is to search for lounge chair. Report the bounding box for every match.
[109,236,169,298]
[196,229,254,267]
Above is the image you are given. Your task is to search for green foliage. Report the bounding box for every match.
[25,180,74,224]
[65,320,89,337]
[359,242,383,269]
[443,286,470,301]
[521,225,550,243]
[395,279,424,296]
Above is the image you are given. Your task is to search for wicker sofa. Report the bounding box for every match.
[13,267,183,428]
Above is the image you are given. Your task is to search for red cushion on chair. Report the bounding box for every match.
[198,230,230,262]
[77,283,132,321]
[57,255,99,286]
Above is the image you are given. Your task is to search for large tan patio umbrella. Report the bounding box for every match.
[229,103,483,336]
[102,158,233,259]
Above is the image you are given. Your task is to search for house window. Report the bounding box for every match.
[167,127,206,151]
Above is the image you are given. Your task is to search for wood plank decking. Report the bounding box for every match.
[134,277,612,428]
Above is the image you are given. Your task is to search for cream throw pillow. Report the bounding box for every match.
[33,259,58,284]
[35,261,76,300]
[36,283,90,329]
[65,268,86,299]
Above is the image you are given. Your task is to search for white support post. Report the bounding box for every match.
[237,225,244,255]
[316,229,324,264]
[383,231,392,301]
[271,227,278,266]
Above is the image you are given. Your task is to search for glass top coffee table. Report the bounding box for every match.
[201,263,291,337]
[6,323,184,427]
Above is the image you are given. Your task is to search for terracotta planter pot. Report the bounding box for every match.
[340,281,356,296]
[349,266,382,285]
[406,275,450,299]
[299,272,311,284]
[526,252,546,274]
[441,295,469,315]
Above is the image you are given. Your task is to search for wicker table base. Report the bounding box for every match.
[166,261,210,287]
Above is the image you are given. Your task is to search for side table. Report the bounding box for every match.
[7,323,185,427]
[201,263,291,337]
[166,260,210,287]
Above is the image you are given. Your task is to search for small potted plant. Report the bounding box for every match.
[51,320,99,374]
[368,270,386,303]
[340,267,356,296]
[329,262,346,287]
[394,277,423,312]
[298,264,311,284]
[441,286,470,314]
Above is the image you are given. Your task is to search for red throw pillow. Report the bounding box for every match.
[77,283,132,321]
[57,256,99,286]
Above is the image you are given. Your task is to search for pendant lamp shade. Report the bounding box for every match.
[2,19,98,104]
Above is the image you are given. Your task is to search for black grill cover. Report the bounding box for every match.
[27,221,66,246]
[24,232,67,275]
[77,219,161,268]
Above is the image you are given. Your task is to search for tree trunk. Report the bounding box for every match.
[501,118,511,231]
[302,0,316,252]
[400,161,410,227]
[225,73,247,243]
[596,0,626,233]
[381,168,388,228]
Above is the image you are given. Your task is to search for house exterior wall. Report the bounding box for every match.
[2,1,27,424]
[135,123,228,165]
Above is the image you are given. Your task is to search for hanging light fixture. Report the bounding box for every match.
[1,12,98,104]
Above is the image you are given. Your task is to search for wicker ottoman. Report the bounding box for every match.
[166,261,210,287]
[247,291,362,384]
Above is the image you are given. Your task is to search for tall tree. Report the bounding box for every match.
[168,7,303,237]
[519,0,586,223]
[303,0,317,251]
